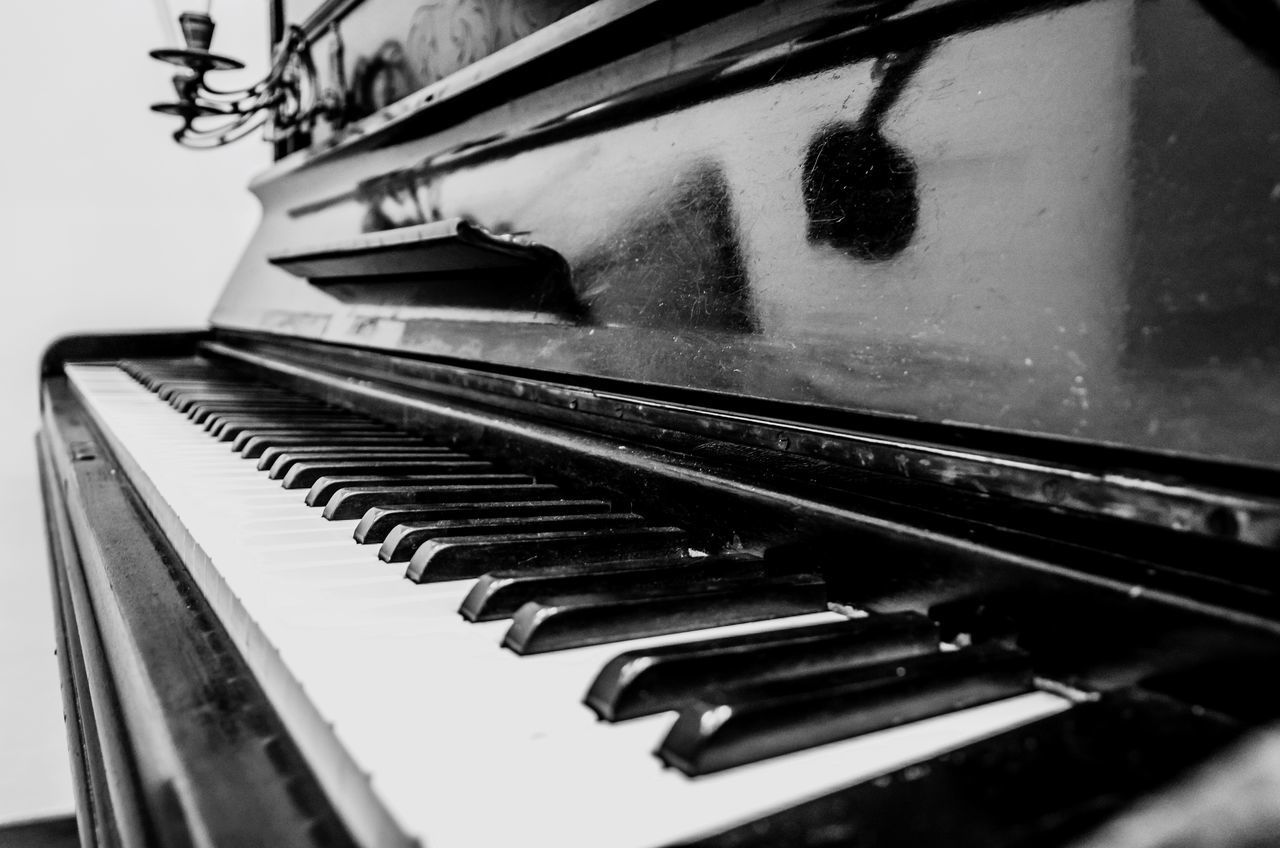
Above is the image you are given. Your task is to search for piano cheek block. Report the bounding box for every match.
[656,646,1035,777]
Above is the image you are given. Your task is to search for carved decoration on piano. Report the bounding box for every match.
[408,0,501,84]
[336,0,593,122]
[403,0,584,85]
[350,40,418,118]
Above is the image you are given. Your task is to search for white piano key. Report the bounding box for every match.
[67,363,1070,848]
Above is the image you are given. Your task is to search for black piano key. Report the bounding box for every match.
[321,483,563,518]
[353,499,613,543]
[407,526,689,584]
[586,613,941,722]
[181,393,311,405]
[460,552,770,622]
[674,689,1241,848]
[280,459,490,489]
[171,389,291,405]
[167,389,280,408]
[210,416,369,439]
[310,478,547,510]
[189,402,317,423]
[202,409,360,426]
[217,420,382,442]
[379,513,646,562]
[259,444,454,472]
[237,431,408,456]
[178,396,301,414]
[179,398,289,415]
[160,383,257,401]
[195,407,326,427]
[501,573,825,655]
[267,450,473,478]
[200,406,353,423]
[208,415,359,436]
[656,644,1034,776]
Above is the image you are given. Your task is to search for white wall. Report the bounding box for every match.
[0,1,269,824]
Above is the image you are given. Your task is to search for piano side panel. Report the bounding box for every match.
[37,378,363,848]
[40,432,127,848]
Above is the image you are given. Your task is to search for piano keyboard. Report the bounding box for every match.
[65,361,1068,848]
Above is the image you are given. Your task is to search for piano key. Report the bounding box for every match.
[238,521,365,549]
[584,613,941,721]
[202,411,358,429]
[459,552,773,622]
[378,513,647,562]
[267,449,471,477]
[314,473,550,507]
[170,390,287,408]
[260,445,455,473]
[502,573,827,654]
[237,431,411,456]
[353,499,613,544]
[182,392,317,405]
[677,689,1241,848]
[407,526,689,584]
[69,364,1072,848]
[657,644,1035,776]
[221,422,393,443]
[160,383,262,402]
[210,416,371,439]
[173,387,284,400]
[321,482,563,517]
[189,402,319,423]
[174,390,301,403]
[280,459,489,489]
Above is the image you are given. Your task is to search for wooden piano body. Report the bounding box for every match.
[38,0,1280,845]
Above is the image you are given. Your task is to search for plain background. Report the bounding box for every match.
[0,1,270,824]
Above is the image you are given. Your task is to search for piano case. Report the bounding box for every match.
[38,0,1280,845]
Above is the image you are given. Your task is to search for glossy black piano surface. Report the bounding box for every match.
[222,0,1280,468]
[37,0,1280,846]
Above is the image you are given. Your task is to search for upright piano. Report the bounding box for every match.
[38,0,1280,845]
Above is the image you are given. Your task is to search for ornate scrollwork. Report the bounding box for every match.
[148,11,342,149]
[405,0,582,87]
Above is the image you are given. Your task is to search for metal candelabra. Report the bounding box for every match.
[149,11,339,149]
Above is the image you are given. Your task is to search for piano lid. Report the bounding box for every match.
[212,0,1280,469]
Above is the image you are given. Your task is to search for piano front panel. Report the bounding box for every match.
[214,0,1280,467]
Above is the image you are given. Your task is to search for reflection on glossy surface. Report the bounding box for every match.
[575,160,755,332]
[308,0,593,128]
[350,40,418,117]
[802,48,927,260]
[217,0,1280,467]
